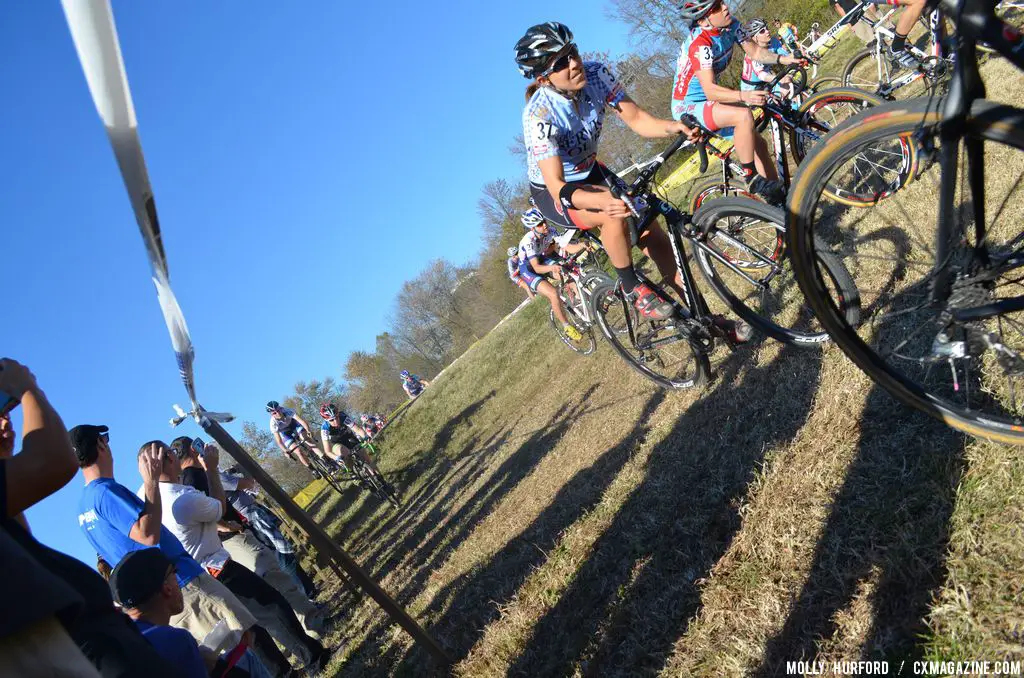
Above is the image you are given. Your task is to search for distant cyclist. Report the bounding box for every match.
[400,370,430,399]
[507,246,536,300]
[741,19,797,99]
[672,0,807,203]
[773,18,800,53]
[318,403,386,483]
[518,208,586,342]
[266,400,321,478]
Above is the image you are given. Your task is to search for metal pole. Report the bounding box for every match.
[198,416,453,668]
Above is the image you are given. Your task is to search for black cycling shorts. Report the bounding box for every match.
[530,163,650,244]
[529,163,621,232]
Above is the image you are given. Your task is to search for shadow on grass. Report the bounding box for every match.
[500,342,824,676]
[391,381,677,672]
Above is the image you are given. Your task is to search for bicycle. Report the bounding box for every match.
[336,440,401,508]
[787,0,1024,442]
[688,67,896,211]
[291,429,347,496]
[842,6,953,99]
[547,243,612,355]
[582,121,861,390]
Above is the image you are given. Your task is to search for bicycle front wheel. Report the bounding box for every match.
[788,97,1024,443]
[688,175,757,213]
[842,49,890,94]
[590,279,710,390]
[693,197,860,346]
[549,305,597,355]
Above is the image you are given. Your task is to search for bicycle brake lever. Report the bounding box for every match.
[679,113,710,173]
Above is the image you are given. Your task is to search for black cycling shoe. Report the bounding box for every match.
[746,175,787,206]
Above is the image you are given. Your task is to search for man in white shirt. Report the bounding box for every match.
[139,440,329,674]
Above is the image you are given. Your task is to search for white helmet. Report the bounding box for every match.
[507,246,518,257]
[521,208,545,229]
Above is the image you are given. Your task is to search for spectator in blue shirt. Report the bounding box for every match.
[73,425,291,676]
[109,548,270,678]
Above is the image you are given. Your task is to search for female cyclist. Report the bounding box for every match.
[671,0,807,203]
[741,19,796,100]
[515,22,704,322]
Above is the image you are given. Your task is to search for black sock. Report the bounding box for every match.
[740,161,757,179]
[891,32,907,52]
[615,266,641,294]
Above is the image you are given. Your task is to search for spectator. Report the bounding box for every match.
[167,437,324,636]
[73,425,286,676]
[139,438,329,672]
[109,548,270,678]
[223,465,317,600]
[0,359,177,677]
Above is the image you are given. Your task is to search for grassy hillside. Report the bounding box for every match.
[293,59,1024,677]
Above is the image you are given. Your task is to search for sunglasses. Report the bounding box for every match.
[545,45,580,76]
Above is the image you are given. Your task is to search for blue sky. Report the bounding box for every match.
[1,3,637,566]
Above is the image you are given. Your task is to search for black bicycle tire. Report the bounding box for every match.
[790,86,885,165]
[688,175,759,213]
[692,197,859,345]
[788,97,1024,443]
[807,75,844,93]
[589,279,710,390]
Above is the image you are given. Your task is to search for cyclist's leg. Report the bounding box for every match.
[536,278,570,325]
[332,443,356,474]
[286,441,310,467]
[635,221,687,302]
[707,103,779,181]
[892,0,926,41]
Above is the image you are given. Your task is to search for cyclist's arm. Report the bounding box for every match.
[272,430,288,453]
[529,254,561,276]
[694,69,755,103]
[740,40,803,66]
[613,96,696,139]
[346,422,368,441]
[562,241,586,256]
[537,157,627,216]
[292,414,312,433]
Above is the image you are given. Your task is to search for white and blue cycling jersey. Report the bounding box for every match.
[523,61,627,185]
[269,407,302,441]
[518,228,558,269]
[671,19,749,118]
[402,375,425,396]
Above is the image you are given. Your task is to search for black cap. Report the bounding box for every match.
[69,424,109,467]
[109,548,172,609]
[169,436,194,460]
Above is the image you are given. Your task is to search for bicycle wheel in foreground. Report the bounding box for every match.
[590,279,710,390]
[692,197,860,346]
[788,97,1024,443]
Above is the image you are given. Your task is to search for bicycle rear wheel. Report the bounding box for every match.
[693,197,860,345]
[842,49,890,94]
[788,97,1024,443]
[306,446,345,496]
[590,279,710,389]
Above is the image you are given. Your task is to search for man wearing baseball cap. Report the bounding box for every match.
[73,425,288,677]
[109,548,268,678]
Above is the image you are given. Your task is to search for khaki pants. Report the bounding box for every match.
[223,530,324,636]
[0,617,101,678]
[169,570,257,650]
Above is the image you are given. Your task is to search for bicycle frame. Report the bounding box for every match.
[927,0,1024,308]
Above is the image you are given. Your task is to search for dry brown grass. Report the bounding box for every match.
[299,62,1024,677]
